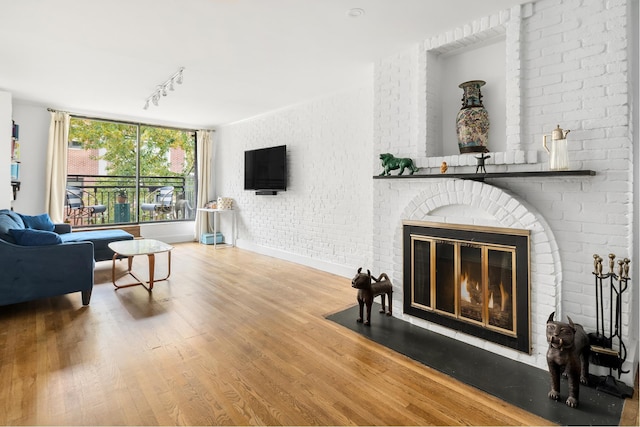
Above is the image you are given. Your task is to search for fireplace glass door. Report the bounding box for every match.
[404,221,529,352]
[410,235,519,337]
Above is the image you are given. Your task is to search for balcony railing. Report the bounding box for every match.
[66,174,196,226]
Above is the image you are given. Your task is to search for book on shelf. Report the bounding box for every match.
[11,140,20,161]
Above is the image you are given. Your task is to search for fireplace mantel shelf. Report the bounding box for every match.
[373,169,596,182]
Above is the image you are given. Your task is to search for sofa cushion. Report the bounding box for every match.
[59,229,133,244]
[19,213,55,232]
[9,228,62,246]
[59,229,133,261]
[0,209,26,244]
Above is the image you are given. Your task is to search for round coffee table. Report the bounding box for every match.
[108,239,173,290]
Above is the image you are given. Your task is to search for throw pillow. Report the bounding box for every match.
[0,210,24,244]
[19,213,55,231]
[9,228,62,246]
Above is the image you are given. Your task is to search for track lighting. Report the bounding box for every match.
[143,67,185,109]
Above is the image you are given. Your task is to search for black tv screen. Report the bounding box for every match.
[244,145,287,191]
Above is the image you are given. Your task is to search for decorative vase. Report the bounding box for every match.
[456,80,490,154]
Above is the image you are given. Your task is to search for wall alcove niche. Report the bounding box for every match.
[419,3,536,170]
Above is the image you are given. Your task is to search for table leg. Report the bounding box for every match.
[167,251,172,279]
[148,253,155,290]
[143,250,172,290]
[112,250,171,291]
[112,253,144,289]
[214,211,218,248]
[111,252,118,286]
[150,250,172,283]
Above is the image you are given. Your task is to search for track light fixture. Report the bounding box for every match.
[143,67,185,109]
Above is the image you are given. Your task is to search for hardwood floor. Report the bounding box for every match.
[0,243,636,425]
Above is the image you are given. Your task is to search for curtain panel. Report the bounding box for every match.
[45,111,70,223]
[195,129,214,240]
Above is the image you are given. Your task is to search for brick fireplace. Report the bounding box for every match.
[371,0,636,382]
[377,179,560,371]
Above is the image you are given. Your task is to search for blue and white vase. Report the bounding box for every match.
[456,80,489,154]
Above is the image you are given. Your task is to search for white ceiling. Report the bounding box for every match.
[0,0,528,129]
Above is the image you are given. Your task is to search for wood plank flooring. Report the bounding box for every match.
[0,243,636,425]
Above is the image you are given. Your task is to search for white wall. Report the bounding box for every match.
[212,0,637,384]
[215,86,374,277]
[373,0,638,384]
[632,0,639,371]
[0,91,12,209]
[11,102,50,214]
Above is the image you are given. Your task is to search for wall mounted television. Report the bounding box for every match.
[244,145,287,195]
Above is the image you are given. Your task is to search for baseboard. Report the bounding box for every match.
[236,239,353,278]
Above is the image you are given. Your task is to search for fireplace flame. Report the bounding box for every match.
[487,282,509,312]
[460,274,482,305]
[460,275,470,302]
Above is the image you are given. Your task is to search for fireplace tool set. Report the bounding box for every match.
[588,253,634,398]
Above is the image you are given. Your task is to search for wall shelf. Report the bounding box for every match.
[373,170,596,182]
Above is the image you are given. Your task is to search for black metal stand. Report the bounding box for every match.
[589,253,633,398]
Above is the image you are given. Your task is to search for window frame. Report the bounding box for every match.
[66,115,198,226]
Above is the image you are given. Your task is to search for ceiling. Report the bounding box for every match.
[0,0,528,129]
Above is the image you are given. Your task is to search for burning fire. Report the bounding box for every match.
[460,274,482,305]
[461,276,509,312]
[488,282,508,311]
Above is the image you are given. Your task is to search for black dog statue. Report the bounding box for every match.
[351,267,393,326]
[546,311,590,408]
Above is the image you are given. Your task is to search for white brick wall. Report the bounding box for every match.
[216,86,374,277]
[373,0,637,383]
[214,0,636,385]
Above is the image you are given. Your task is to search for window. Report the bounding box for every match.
[66,117,197,226]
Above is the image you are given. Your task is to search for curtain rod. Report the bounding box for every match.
[46,107,215,133]
[47,108,70,114]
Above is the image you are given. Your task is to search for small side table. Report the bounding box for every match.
[108,239,173,291]
[197,208,236,247]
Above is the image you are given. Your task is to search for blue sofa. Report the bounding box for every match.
[0,209,133,306]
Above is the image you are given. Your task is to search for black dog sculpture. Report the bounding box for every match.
[546,311,590,408]
[351,268,393,326]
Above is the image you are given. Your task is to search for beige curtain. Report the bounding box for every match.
[45,111,70,223]
[194,129,214,240]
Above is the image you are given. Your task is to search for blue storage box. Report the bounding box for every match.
[10,163,19,180]
[200,232,224,244]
